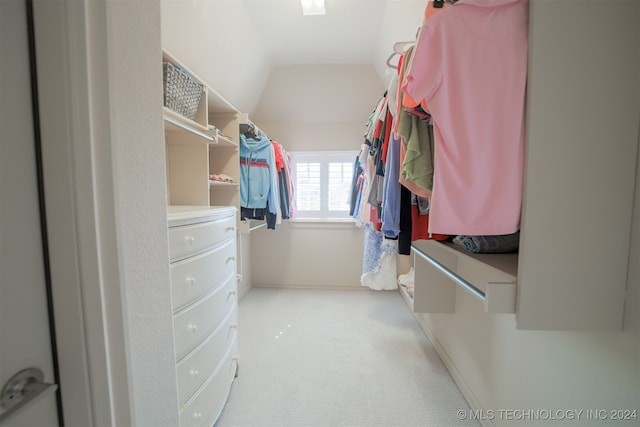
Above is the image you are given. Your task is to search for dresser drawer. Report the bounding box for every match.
[179,342,238,427]
[173,275,237,360]
[170,238,236,311]
[176,306,237,406]
[168,214,236,262]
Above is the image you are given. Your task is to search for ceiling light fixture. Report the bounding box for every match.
[301,0,326,16]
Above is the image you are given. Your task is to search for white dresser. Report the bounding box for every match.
[167,206,238,427]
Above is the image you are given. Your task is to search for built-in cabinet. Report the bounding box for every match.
[163,50,240,210]
[405,241,517,315]
[406,0,638,331]
[162,49,264,425]
[168,206,238,427]
[163,49,264,233]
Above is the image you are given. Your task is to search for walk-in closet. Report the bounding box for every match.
[1,0,638,426]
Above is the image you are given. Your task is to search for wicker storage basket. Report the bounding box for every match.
[163,62,204,120]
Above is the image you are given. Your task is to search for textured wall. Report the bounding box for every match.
[108,1,179,424]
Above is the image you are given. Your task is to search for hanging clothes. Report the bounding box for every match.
[380,132,402,239]
[361,223,398,291]
[270,140,292,220]
[239,133,281,229]
[403,0,529,236]
[397,110,434,199]
[349,154,363,217]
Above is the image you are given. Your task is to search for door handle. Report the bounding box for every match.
[0,368,57,423]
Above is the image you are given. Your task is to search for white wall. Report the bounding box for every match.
[32,0,179,425]
[160,0,270,114]
[106,1,180,425]
[250,64,385,289]
[252,64,387,126]
[160,0,425,116]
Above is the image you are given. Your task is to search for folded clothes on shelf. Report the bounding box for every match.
[398,267,415,297]
[453,231,520,254]
[209,174,236,183]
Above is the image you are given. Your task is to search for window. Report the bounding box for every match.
[290,150,358,220]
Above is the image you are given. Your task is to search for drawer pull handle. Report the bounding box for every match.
[227,290,237,301]
[185,276,196,286]
[187,324,198,333]
[189,369,199,377]
[230,324,237,330]
[225,226,235,232]
[192,412,202,419]
[226,256,236,264]
[184,236,195,245]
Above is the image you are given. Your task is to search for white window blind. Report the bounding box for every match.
[290,151,357,220]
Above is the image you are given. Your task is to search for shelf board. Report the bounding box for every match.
[412,240,518,279]
[167,205,236,226]
[209,180,239,187]
[163,107,216,143]
[207,86,238,114]
[411,240,517,314]
[215,134,238,148]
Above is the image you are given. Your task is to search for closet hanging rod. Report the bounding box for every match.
[249,222,267,232]
[164,115,215,142]
[412,245,486,302]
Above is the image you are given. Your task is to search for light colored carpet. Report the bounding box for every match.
[215,288,480,427]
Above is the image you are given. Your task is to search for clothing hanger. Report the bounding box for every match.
[434,0,457,9]
[386,52,399,70]
[240,122,260,139]
[242,120,268,139]
[393,40,414,54]
[386,40,415,70]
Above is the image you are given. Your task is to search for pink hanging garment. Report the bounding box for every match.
[403,0,529,235]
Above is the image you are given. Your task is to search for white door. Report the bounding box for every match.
[0,0,61,425]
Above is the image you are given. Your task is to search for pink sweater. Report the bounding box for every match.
[403,0,528,235]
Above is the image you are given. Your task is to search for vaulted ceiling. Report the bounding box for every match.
[161,0,426,114]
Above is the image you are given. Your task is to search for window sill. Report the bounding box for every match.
[288,218,358,230]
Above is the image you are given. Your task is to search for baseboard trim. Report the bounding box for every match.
[409,303,495,427]
[251,283,371,291]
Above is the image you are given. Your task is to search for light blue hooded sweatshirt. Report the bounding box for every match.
[239,134,280,214]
